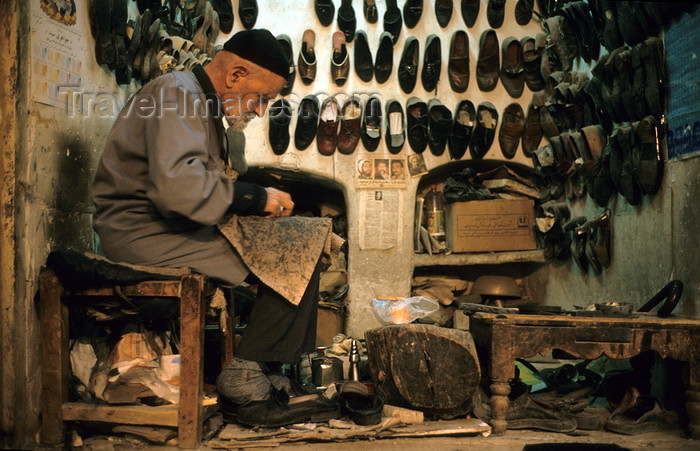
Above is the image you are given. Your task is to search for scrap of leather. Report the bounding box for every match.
[218,215,344,306]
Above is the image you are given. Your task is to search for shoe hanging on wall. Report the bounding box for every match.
[363,0,378,24]
[268,99,293,155]
[421,34,441,93]
[383,0,402,44]
[338,97,363,155]
[448,99,475,160]
[398,36,419,93]
[337,0,357,43]
[427,98,452,156]
[403,0,423,29]
[375,32,394,84]
[294,95,320,151]
[461,0,479,27]
[315,0,335,26]
[239,0,258,30]
[277,34,295,96]
[448,30,469,93]
[298,29,317,86]
[361,96,382,152]
[435,0,453,28]
[354,30,374,82]
[331,31,350,86]
[317,98,340,156]
[406,97,429,154]
[385,100,406,154]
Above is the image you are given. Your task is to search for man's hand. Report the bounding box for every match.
[263,187,294,217]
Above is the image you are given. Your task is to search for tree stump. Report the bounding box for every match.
[364,324,481,419]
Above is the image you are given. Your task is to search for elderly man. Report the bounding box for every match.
[92,30,337,427]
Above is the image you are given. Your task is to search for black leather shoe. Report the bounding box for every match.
[363,0,378,23]
[331,31,349,86]
[385,99,405,154]
[448,30,469,93]
[470,101,499,159]
[487,0,506,28]
[315,0,335,26]
[461,0,480,27]
[427,98,452,156]
[361,96,382,152]
[268,99,293,155]
[398,37,419,93]
[239,0,258,30]
[514,0,533,26]
[449,99,475,160]
[374,31,393,84]
[421,34,441,93]
[406,97,429,153]
[403,0,423,29]
[277,34,295,96]
[211,0,234,34]
[354,30,373,82]
[294,95,320,151]
[435,0,453,28]
[298,29,317,86]
[337,0,356,43]
[383,0,402,44]
[220,394,340,428]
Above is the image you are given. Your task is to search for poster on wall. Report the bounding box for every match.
[30,0,85,110]
[358,189,403,251]
[356,156,408,189]
[665,10,700,160]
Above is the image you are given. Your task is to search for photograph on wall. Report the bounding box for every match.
[356,156,407,189]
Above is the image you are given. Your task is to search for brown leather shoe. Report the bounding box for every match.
[331,31,349,86]
[498,102,525,159]
[476,29,499,92]
[317,98,339,156]
[448,30,469,93]
[337,97,362,155]
[520,36,545,92]
[521,91,545,157]
[298,29,317,86]
[500,36,524,98]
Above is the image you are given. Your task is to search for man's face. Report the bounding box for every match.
[377,162,387,174]
[361,161,372,176]
[391,161,403,176]
[221,67,285,130]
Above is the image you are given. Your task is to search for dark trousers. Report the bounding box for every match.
[234,259,321,364]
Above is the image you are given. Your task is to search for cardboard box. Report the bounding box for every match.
[445,199,537,253]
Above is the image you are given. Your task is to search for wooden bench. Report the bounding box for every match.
[39,267,232,448]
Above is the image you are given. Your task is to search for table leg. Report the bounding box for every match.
[489,352,515,435]
[688,386,700,439]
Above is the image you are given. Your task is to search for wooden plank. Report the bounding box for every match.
[413,249,546,267]
[68,280,184,298]
[62,403,179,426]
[39,270,69,445]
[178,274,206,449]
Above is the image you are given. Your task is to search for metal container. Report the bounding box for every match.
[311,356,344,388]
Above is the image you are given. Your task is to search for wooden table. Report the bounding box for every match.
[469,312,700,437]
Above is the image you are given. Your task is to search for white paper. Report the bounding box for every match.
[358,189,402,250]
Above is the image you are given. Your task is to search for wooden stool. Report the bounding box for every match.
[39,267,231,449]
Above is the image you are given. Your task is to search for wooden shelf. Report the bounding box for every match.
[413,249,547,267]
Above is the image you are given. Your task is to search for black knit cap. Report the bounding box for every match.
[222,29,289,79]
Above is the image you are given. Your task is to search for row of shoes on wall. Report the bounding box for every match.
[316,0,536,42]
[533,115,664,206]
[537,203,612,274]
[90,0,259,85]
[283,27,548,98]
[268,94,544,161]
[91,0,235,84]
[524,1,696,211]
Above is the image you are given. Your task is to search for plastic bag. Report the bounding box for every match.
[370,296,440,325]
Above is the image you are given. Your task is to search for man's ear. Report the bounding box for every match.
[226,65,249,87]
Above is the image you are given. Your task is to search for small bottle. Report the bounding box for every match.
[424,185,445,239]
[348,339,361,381]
